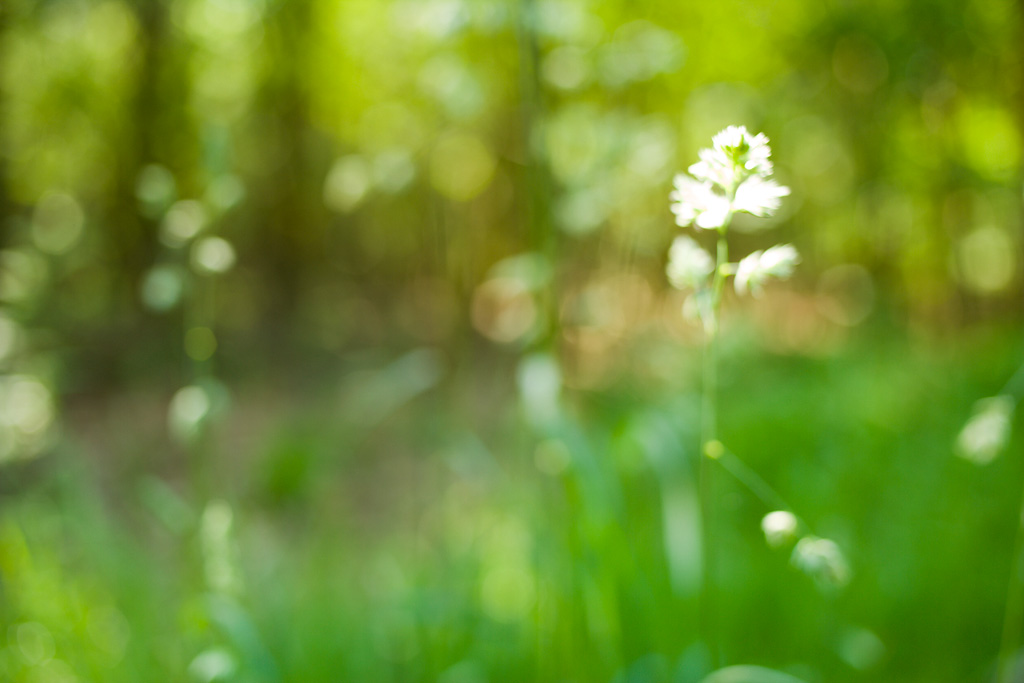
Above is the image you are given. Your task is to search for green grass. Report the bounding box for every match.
[1,323,1022,682]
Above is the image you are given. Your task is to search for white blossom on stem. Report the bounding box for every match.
[666,236,714,290]
[671,125,788,232]
[669,174,730,230]
[711,125,775,178]
[734,176,790,217]
[734,244,800,296]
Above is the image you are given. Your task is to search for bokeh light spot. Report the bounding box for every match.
[136,165,177,217]
[480,566,536,622]
[0,249,48,303]
[429,132,495,201]
[471,277,536,344]
[206,175,246,211]
[87,605,130,663]
[191,236,237,275]
[958,103,1022,180]
[0,313,20,361]
[32,191,85,255]
[169,384,211,442]
[543,46,590,91]
[17,622,55,665]
[188,648,237,683]
[161,200,208,247]
[185,327,218,361]
[0,376,55,437]
[141,265,186,311]
[957,225,1016,294]
[324,156,372,212]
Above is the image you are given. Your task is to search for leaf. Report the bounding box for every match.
[700,665,809,683]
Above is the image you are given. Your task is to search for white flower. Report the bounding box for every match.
[688,148,736,189]
[669,174,731,230]
[734,176,790,217]
[668,174,707,225]
[691,125,776,185]
[957,395,1015,465]
[735,244,800,296]
[666,236,714,290]
[671,126,786,235]
[711,125,747,151]
[715,126,774,177]
[761,510,799,548]
[695,198,731,230]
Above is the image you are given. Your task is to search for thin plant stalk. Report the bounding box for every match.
[998,470,1024,683]
[699,215,732,668]
[984,359,1024,681]
[699,303,720,668]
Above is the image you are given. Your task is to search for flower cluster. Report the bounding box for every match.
[670,125,789,232]
[666,125,797,302]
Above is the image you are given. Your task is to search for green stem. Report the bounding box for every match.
[994,355,1024,682]
[699,305,719,668]
[712,233,729,314]
[998,468,1024,683]
[699,226,730,668]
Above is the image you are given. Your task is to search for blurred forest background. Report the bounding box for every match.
[1,0,1024,681]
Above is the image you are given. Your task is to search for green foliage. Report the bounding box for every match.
[1,331,1022,681]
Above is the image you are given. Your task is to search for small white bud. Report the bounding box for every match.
[761,510,799,548]
[957,395,1015,465]
[666,236,714,290]
[735,244,800,296]
[791,536,850,589]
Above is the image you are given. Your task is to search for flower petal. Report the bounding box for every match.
[734,177,790,217]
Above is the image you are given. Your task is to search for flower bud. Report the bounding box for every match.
[761,510,799,548]
[957,395,1015,465]
[791,536,850,589]
[666,236,714,290]
[735,244,800,296]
